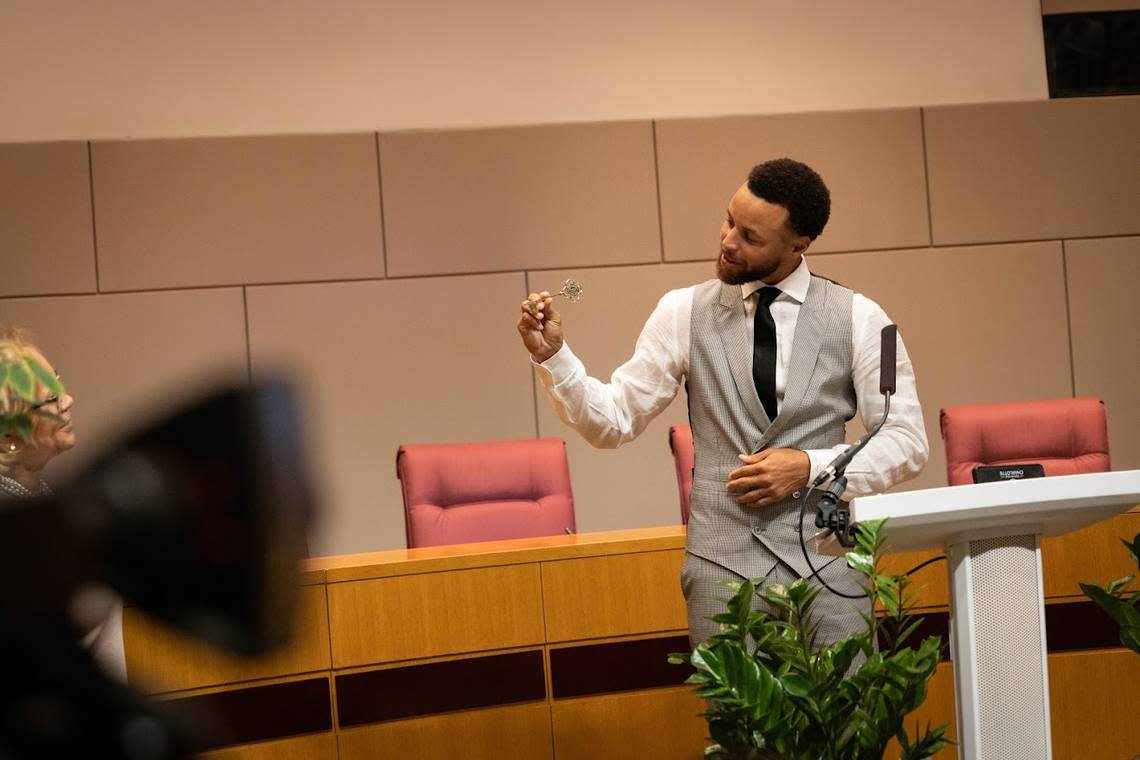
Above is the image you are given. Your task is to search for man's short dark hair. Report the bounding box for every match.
[746,158,831,240]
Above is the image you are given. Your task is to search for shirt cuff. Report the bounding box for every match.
[531,342,578,384]
[803,448,837,489]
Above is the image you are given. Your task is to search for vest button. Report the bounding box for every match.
[792,490,802,499]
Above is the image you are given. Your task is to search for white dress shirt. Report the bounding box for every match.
[533,256,928,498]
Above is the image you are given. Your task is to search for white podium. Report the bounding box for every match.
[850,470,1140,760]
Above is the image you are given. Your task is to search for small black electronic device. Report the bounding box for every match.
[972,463,1046,483]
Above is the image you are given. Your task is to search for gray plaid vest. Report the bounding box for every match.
[686,276,856,579]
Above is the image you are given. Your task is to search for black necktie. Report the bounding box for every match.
[752,287,780,422]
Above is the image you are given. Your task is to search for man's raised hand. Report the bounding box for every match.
[517,291,564,363]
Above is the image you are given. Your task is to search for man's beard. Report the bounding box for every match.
[715,253,780,286]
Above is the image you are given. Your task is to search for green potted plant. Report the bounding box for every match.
[670,519,952,760]
[1080,531,1140,654]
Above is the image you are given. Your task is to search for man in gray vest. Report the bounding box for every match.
[516,158,928,647]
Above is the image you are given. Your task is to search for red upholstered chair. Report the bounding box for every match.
[669,424,694,524]
[940,397,1110,486]
[396,438,576,548]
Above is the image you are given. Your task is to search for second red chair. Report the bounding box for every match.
[940,397,1110,485]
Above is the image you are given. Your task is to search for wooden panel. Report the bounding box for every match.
[91,133,383,290]
[884,661,957,760]
[542,550,687,642]
[0,141,96,297]
[1066,235,1140,470]
[337,701,553,760]
[246,273,536,556]
[381,121,660,277]
[656,108,929,260]
[1043,512,1140,599]
[1049,649,1140,758]
[880,650,1140,760]
[201,732,337,760]
[925,97,1140,244]
[812,243,1073,495]
[327,564,545,667]
[124,584,331,694]
[551,685,707,760]
[530,261,709,533]
[880,549,949,610]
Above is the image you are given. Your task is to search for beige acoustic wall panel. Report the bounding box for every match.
[531,262,710,532]
[380,121,660,277]
[656,109,930,261]
[0,142,96,297]
[1065,236,1140,470]
[246,273,536,556]
[810,242,1073,492]
[0,288,249,479]
[925,97,1140,245]
[91,134,384,291]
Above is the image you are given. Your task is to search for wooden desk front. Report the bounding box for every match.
[124,516,1140,759]
[124,526,706,760]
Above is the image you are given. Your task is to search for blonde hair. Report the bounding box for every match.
[0,326,39,360]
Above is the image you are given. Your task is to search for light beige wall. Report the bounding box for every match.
[2,96,1137,555]
[0,1,1047,142]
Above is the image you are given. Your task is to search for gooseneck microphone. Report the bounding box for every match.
[879,324,897,395]
[794,325,899,605]
[810,324,898,490]
[796,324,900,599]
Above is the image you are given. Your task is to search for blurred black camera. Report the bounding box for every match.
[0,379,314,759]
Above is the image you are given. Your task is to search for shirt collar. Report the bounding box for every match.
[740,256,811,304]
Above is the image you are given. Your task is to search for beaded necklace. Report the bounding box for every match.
[0,472,51,498]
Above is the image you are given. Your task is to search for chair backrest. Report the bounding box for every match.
[940,397,1110,486]
[395,438,576,548]
[669,424,694,524]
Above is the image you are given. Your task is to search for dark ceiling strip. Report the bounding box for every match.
[550,635,693,699]
[165,677,331,751]
[335,650,546,727]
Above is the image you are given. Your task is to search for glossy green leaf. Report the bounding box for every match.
[25,357,64,397]
[0,414,34,441]
[845,551,873,576]
[5,361,34,400]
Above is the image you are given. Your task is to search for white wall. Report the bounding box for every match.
[1,0,1047,142]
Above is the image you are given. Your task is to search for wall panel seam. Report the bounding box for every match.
[87,141,102,292]
[919,108,934,247]
[242,286,253,384]
[1061,241,1077,398]
[374,132,389,279]
[651,120,665,263]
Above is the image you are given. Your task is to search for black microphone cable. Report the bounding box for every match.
[796,486,864,600]
[903,554,947,576]
[795,389,891,600]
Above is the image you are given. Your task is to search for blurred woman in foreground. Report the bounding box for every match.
[0,326,125,680]
[0,327,75,496]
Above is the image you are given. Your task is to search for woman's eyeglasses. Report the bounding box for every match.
[31,395,61,411]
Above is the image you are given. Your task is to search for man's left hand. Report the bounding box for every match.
[727,448,810,508]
